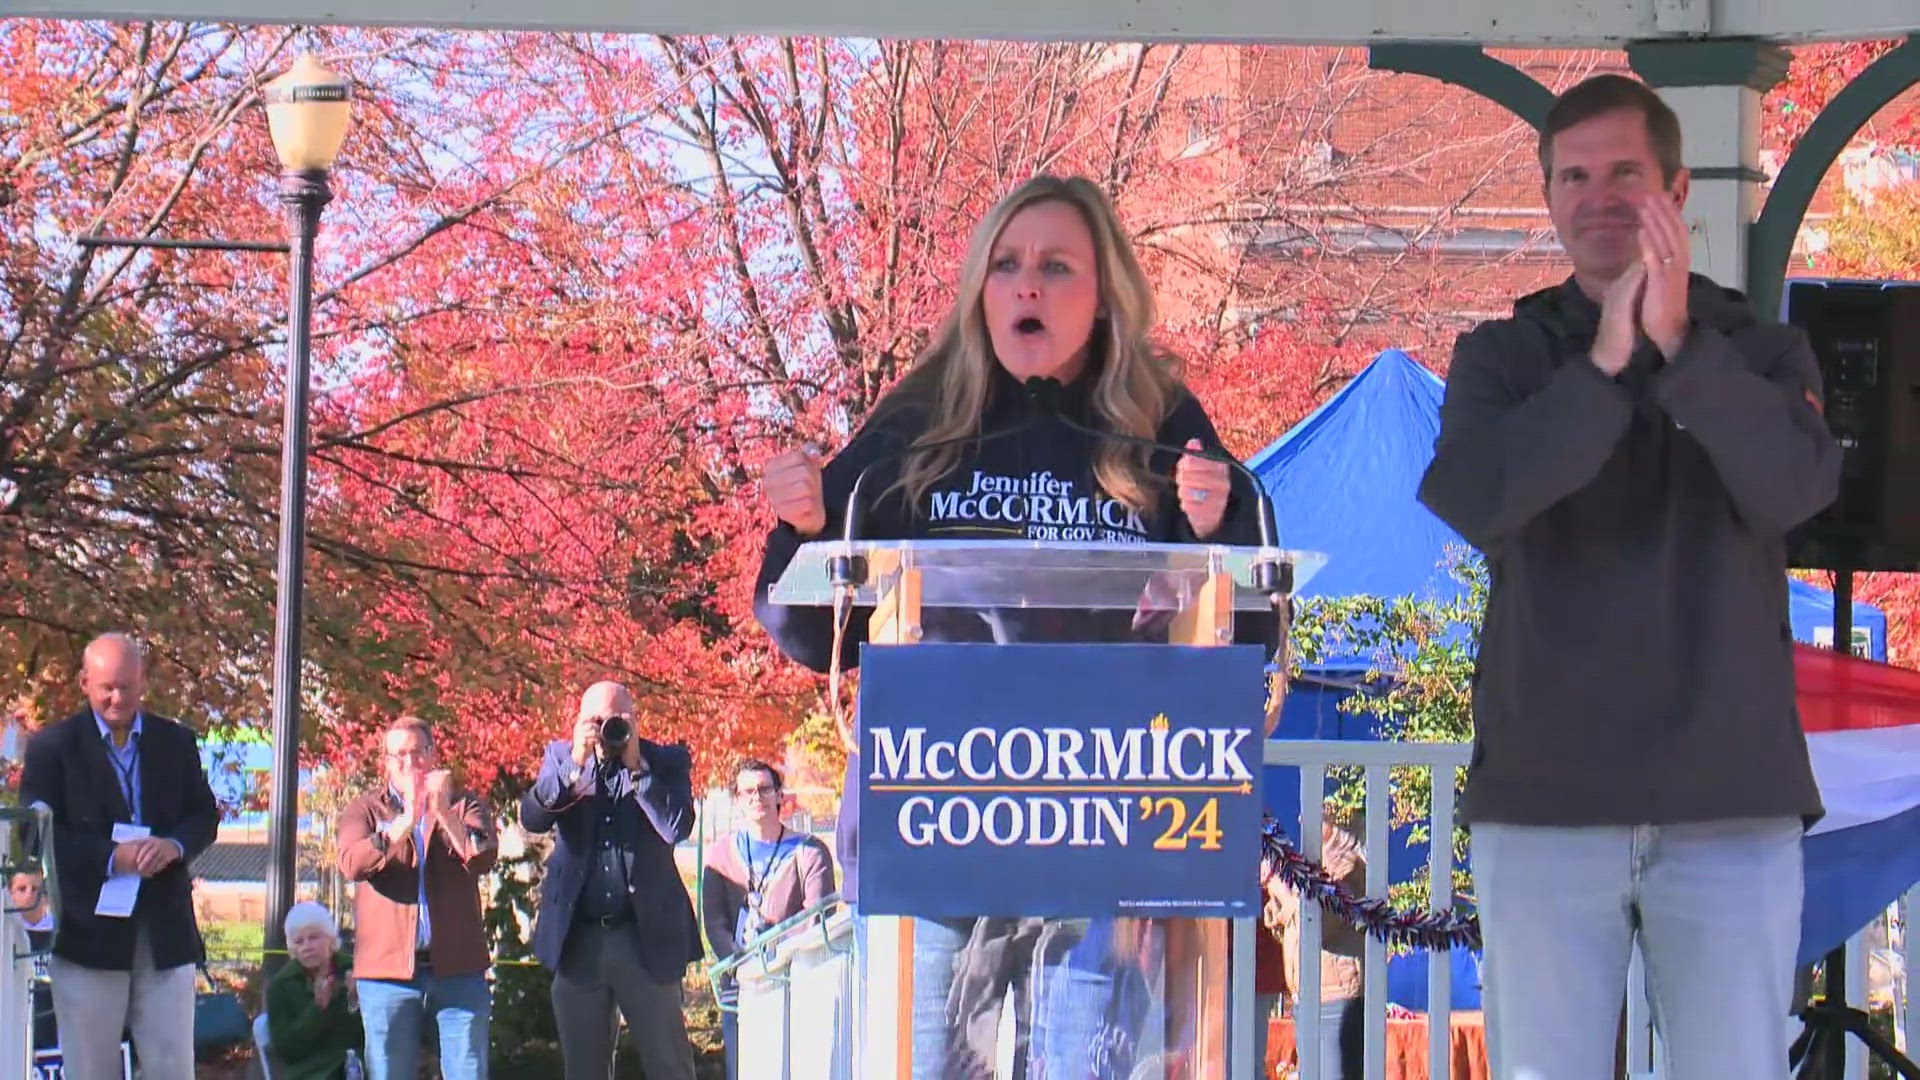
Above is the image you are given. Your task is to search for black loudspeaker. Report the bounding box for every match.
[1783,278,1920,572]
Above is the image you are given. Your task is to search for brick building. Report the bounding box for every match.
[1150,46,1920,373]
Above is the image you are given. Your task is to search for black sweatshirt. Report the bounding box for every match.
[753,363,1265,673]
[1418,275,1840,827]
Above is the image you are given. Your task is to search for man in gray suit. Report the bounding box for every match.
[521,681,699,1080]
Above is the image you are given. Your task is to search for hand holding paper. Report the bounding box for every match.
[131,837,180,876]
[96,823,151,918]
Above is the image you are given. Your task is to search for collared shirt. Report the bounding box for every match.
[574,763,642,921]
[93,712,144,824]
[95,712,182,876]
[388,787,432,950]
[415,813,431,950]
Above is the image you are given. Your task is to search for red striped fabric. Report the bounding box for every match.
[1795,644,1920,734]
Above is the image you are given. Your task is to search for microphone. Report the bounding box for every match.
[1022,376,1292,600]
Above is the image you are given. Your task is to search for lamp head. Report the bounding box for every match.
[265,54,352,173]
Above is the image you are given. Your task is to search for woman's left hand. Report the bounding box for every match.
[1175,439,1231,539]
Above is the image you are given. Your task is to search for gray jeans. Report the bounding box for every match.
[1473,817,1803,1080]
[551,921,695,1080]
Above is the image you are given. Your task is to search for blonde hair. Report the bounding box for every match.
[882,175,1183,514]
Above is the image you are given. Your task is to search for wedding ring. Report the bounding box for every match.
[1189,489,1210,503]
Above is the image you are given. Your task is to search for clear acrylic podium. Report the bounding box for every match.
[0,803,55,1079]
[768,539,1322,1080]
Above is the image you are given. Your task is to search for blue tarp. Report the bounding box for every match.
[1249,349,1891,1010]
[1247,350,1457,609]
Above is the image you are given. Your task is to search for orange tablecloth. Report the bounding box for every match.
[1265,1011,1488,1080]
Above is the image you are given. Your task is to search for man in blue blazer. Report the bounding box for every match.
[522,680,699,1080]
[21,632,218,1080]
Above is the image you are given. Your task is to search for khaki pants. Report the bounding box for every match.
[49,923,196,1080]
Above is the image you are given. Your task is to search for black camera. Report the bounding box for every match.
[598,715,634,758]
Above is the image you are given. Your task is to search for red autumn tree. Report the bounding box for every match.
[0,23,804,795]
[314,37,1348,790]
[18,25,1917,811]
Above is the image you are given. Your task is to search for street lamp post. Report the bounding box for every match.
[261,54,351,972]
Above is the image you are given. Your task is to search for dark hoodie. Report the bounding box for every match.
[1418,274,1840,827]
[753,361,1265,673]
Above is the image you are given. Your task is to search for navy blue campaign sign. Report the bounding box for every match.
[857,642,1265,918]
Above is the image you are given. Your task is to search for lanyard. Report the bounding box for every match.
[107,737,140,824]
[746,827,786,894]
[743,826,788,929]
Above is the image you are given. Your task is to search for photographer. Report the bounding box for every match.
[521,681,699,1080]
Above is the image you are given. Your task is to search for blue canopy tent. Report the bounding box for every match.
[1248,348,1889,1009]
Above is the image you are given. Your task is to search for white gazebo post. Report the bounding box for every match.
[1629,42,1792,296]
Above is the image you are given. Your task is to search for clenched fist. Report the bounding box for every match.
[762,445,827,537]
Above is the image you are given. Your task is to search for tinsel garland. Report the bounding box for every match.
[1259,815,1481,952]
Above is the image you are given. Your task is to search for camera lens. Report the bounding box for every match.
[599,715,633,752]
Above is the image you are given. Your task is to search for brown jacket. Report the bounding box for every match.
[1267,820,1366,1004]
[701,827,835,960]
[337,786,497,980]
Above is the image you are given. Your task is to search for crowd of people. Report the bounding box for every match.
[13,68,1840,1080]
[13,639,832,1080]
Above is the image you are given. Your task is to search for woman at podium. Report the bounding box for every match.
[753,173,1265,1078]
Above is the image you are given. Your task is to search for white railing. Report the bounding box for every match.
[1258,739,1473,1080]
[711,894,856,1080]
[1258,742,1920,1080]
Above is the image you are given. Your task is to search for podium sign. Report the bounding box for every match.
[857,642,1265,918]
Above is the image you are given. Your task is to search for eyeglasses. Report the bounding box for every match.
[735,785,779,797]
[385,749,432,762]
